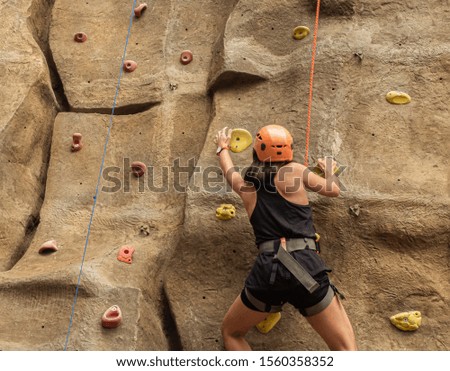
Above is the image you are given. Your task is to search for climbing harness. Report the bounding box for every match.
[304,0,321,167]
[259,237,319,292]
[245,235,344,314]
[245,284,336,316]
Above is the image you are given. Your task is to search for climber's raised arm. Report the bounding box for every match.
[215,127,247,196]
[302,158,341,197]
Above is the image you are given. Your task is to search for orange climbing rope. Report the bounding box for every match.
[304,0,321,167]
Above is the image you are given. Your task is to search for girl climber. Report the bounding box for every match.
[215,125,357,351]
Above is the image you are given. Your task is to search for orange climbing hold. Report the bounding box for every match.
[39,240,58,254]
[74,32,87,43]
[117,246,135,264]
[71,133,83,152]
[131,161,146,177]
[134,3,148,18]
[180,50,193,65]
[123,60,137,73]
[101,305,122,328]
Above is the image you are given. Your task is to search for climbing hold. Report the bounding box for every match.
[134,3,148,18]
[131,161,146,177]
[230,129,253,153]
[386,91,411,105]
[71,133,83,152]
[216,204,236,221]
[390,311,422,331]
[38,240,58,254]
[101,305,122,329]
[123,60,137,73]
[139,224,152,236]
[292,26,310,40]
[311,162,344,178]
[349,204,360,217]
[354,51,364,61]
[117,246,135,264]
[256,312,281,334]
[74,32,87,43]
[180,50,193,65]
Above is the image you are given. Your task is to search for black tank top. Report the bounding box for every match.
[249,173,316,245]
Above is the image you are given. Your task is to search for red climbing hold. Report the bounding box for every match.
[71,133,83,152]
[74,32,87,43]
[123,60,137,73]
[180,50,193,65]
[134,3,148,18]
[131,161,146,177]
[117,245,135,264]
[101,305,122,329]
[39,240,58,254]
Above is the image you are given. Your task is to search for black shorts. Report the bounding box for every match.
[241,248,335,317]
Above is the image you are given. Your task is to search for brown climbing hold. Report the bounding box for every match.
[123,60,137,73]
[74,32,87,43]
[180,50,193,65]
[134,3,148,18]
[131,161,146,177]
[71,133,83,152]
[101,305,122,329]
[39,240,58,254]
[117,245,135,264]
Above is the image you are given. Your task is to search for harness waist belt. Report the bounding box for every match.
[258,238,319,294]
[258,237,316,254]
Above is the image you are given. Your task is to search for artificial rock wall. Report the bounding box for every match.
[0,0,448,350]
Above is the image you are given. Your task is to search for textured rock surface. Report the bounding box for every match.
[0,0,58,271]
[0,0,449,350]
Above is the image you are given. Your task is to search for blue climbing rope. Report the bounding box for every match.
[64,0,137,350]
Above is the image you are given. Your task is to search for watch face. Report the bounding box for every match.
[216,145,223,154]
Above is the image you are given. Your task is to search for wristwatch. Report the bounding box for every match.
[216,145,229,156]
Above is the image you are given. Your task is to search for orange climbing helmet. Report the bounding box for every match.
[253,125,294,162]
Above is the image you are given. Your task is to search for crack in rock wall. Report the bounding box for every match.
[0,0,449,350]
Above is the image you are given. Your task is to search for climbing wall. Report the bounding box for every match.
[165,0,450,350]
[0,0,449,350]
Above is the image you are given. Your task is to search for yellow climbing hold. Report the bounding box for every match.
[230,128,253,153]
[386,91,411,105]
[390,311,422,331]
[311,164,344,178]
[293,26,310,40]
[216,204,236,221]
[256,312,281,334]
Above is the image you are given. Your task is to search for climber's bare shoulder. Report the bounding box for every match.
[276,162,309,204]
